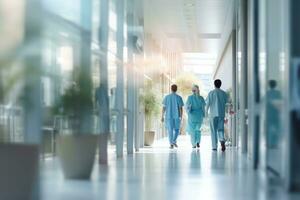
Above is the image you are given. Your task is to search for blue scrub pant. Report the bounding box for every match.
[190,129,201,146]
[187,120,203,146]
[210,117,225,149]
[166,118,181,145]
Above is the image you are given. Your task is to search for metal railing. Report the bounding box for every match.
[0,105,23,143]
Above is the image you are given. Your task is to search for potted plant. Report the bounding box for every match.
[55,73,98,179]
[140,81,160,146]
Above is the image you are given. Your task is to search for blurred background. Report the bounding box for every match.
[0,0,300,199]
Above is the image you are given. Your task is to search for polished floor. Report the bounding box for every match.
[41,136,300,200]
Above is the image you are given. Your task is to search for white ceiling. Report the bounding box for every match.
[144,0,233,54]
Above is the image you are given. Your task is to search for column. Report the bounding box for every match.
[98,0,110,164]
[134,66,140,152]
[232,30,237,147]
[23,0,42,145]
[247,0,260,169]
[20,1,42,199]
[116,0,125,157]
[126,0,135,154]
[240,0,248,153]
[235,4,240,148]
[287,0,300,191]
[79,0,93,133]
[139,68,145,148]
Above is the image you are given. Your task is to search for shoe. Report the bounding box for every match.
[169,144,174,149]
[192,146,196,149]
[196,143,200,148]
[221,141,226,152]
[212,148,217,151]
[173,143,178,148]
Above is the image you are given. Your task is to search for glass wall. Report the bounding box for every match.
[0,0,131,155]
[264,0,285,176]
[0,0,26,143]
[39,0,96,157]
[0,0,134,171]
[0,0,134,196]
[257,0,287,178]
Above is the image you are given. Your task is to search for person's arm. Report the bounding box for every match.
[179,97,184,120]
[225,92,229,113]
[185,96,191,113]
[205,94,210,117]
[161,96,166,122]
[205,106,209,117]
[161,107,166,122]
[179,107,183,119]
[201,97,206,117]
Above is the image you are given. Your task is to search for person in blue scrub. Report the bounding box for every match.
[161,84,184,149]
[206,79,228,152]
[186,85,206,149]
[266,80,281,148]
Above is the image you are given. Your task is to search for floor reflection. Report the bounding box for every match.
[41,136,300,200]
[189,149,201,170]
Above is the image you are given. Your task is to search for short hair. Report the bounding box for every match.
[193,84,199,90]
[171,84,177,92]
[269,80,277,89]
[214,79,222,88]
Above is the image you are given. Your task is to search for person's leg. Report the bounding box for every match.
[210,117,218,150]
[173,129,180,145]
[217,117,225,142]
[168,129,173,145]
[195,130,200,147]
[196,130,201,143]
[198,119,203,145]
[189,122,196,147]
[190,130,195,146]
[173,118,181,145]
[166,119,173,145]
[217,117,226,151]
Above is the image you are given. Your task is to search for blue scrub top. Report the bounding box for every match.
[206,88,227,118]
[186,94,206,122]
[266,89,281,123]
[162,93,184,119]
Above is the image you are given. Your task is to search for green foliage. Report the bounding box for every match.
[175,73,206,99]
[54,72,93,117]
[51,70,94,135]
[140,80,160,118]
[140,91,160,117]
[140,80,161,131]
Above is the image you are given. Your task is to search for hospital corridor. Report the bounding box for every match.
[0,0,300,200]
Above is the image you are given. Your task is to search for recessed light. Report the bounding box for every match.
[184,3,194,7]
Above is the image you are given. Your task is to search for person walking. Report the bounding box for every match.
[186,85,206,149]
[206,79,228,152]
[161,84,184,149]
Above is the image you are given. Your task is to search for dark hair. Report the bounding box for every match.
[171,84,177,92]
[269,80,277,89]
[214,79,222,88]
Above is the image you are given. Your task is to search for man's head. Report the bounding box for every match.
[214,79,222,88]
[171,84,178,93]
[269,80,277,89]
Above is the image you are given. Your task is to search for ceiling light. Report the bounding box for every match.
[184,3,194,7]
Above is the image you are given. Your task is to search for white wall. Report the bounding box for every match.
[213,36,233,91]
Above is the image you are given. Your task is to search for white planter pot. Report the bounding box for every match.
[144,131,155,146]
[0,144,39,200]
[57,135,98,179]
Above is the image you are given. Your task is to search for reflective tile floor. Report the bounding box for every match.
[41,136,300,200]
